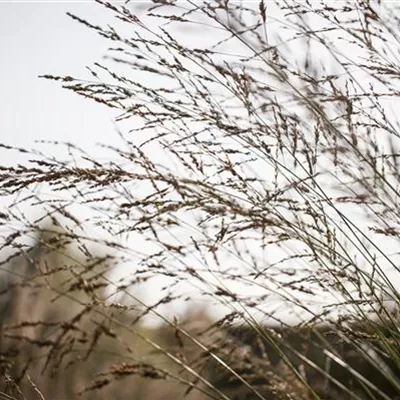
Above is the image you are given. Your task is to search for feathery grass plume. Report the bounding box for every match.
[2,0,400,398]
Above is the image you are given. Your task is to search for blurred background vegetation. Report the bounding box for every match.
[0,225,399,400]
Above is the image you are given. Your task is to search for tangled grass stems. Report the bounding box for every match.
[2,0,400,399]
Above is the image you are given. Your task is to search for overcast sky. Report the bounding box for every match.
[0,2,119,158]
[1,2,234,325]
[0,2,303,326]
[1,1,399,326]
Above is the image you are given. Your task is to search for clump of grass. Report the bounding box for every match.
[2,0,400,399]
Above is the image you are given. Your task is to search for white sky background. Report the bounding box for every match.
[0,3,290,323]
[0,1,234,325]
[0,2,122,152]
[0,1,282,326]
[1,1,400,327]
